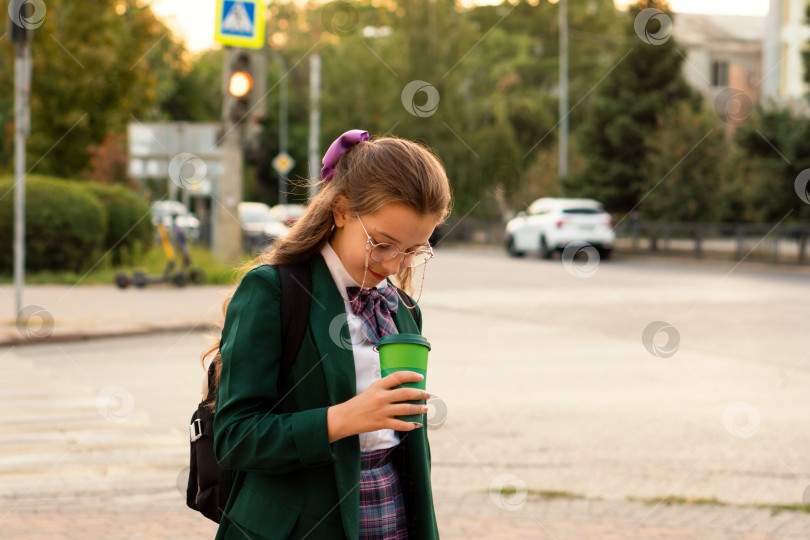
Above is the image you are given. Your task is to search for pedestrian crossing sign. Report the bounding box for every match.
[215,0,265,49]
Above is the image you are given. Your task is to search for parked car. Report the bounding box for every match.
[504,197,615,260]
[238,202,291,254]
[269,204,307,227]
[150,200,200,242]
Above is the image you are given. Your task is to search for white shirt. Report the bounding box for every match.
[320,242,401,451]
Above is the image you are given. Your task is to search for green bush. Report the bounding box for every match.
[0,175,106,273]
[82,183,153,265]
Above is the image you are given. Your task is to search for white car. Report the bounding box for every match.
[238,202,291,254]
[269,203,307,227]
[504,197,615,260]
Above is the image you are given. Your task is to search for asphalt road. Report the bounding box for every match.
[419,248,810,505]
[2,247,809,538]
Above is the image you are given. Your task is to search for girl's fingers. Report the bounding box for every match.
[390,402,428,417]
[379,371,424,389]
[388,387,429,403]
[393,419,423,431]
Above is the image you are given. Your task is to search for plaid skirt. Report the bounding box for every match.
[359,448,408,540]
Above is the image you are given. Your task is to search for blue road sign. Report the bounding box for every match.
[215,0,265,49]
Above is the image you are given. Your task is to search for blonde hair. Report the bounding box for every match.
[201,135,452,405]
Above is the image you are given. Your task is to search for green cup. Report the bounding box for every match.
[377,334,431,424]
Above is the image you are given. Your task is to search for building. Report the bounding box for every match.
[672,12,765,106]
[762,0,810,107]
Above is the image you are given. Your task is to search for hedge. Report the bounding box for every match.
[83,182,153,265]
[0,175,110,273]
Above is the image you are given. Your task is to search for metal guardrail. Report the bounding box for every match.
[437,217,810,266]
[613,221,810,265]
[438,217,506,246]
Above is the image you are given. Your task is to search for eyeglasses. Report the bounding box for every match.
[356,215,434,268]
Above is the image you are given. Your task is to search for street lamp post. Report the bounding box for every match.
[307,13,321,202]
[308,52,321,201]
[275,52,289,205]
[558,0,569,179]
[10,2,32,321]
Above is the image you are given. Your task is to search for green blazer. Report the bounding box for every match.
[213,254,439,540]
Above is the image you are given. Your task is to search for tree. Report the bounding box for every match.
[160,49,224,122]
[256,0,623,215]
[83,132,131,186]
[733,106,810,222]
[564,0,699,216]
[643,103,733,222]
[0,0,189,178]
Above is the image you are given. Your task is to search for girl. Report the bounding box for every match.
[207,130,452,540]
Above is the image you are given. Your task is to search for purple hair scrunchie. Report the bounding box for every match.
[320,129,370,182]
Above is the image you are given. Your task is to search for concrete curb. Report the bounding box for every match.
[0,321,218,348]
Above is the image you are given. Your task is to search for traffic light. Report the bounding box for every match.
[221,47,266,145]
[227,51,253,122]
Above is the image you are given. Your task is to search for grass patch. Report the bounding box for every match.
[484,488,810,515]
[487,487,588,501]
[0,245,253,286]
[528,489,587,500]
[628,495,727,507]
[628,495,810,515]
[749,503,810,516]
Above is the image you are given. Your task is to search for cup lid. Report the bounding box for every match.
[376,333,431,350]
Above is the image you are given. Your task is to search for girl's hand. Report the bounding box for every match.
[327,371,429,443]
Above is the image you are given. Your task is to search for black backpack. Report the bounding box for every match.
[185,262,419,523]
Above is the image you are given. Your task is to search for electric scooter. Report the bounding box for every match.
[171,221,206,286]
[114,219,205,289]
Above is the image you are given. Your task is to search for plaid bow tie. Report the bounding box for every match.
[346,285,399,344]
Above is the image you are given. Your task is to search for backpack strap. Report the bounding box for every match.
[277,261,313,394]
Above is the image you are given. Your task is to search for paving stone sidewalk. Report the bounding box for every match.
[0,284,229,346]
[3,491,810,539]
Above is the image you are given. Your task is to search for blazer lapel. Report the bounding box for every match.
[309,255,357,407]
[308,254,361,540]
[391,285,419,335]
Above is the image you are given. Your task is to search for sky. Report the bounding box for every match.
[147,0,772,54]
